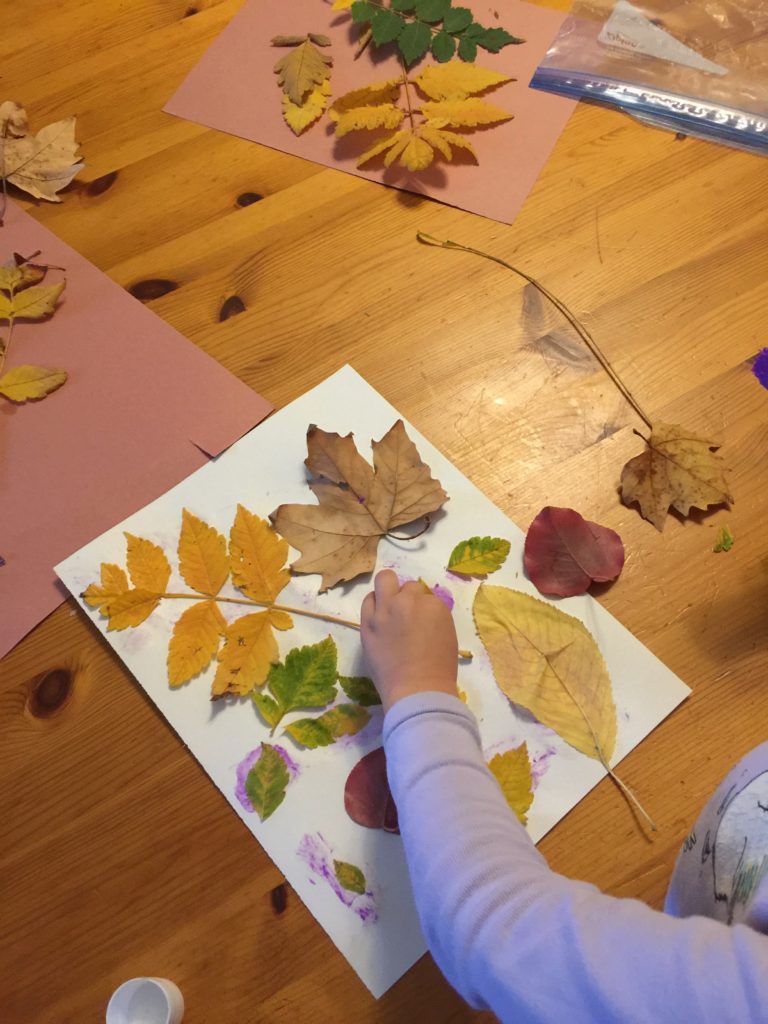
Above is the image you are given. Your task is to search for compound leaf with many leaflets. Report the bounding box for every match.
[487,742,534,825]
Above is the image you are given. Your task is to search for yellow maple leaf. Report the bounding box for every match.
[474,585,616,764]
[0,364,67,401]
[167,600,227,687]
[488,742,534,825]
[282,78,331,135]
[82,563,130,613]
[178,508,229,596]
[0,281,65,320]
[421,98,512,128]
[273,37,333,106]
[620,421,732,531]
[229,505,290,603]
[333,103,404,138]
[414,63,511,101]
[106,589,161,631]
[125,533,171,593]
[328,79,402,120]
[0,113,83,202]
[212,610,281,697]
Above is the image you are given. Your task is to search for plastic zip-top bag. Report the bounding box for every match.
[530,0,768,153]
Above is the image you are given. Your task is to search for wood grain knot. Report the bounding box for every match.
[237,192,263,207]
[219,295,246,321]
[129,279,179,302]
[86,171,119,197]
[270,883,288,915]
[29,669,73,718]
[184,5,199,15]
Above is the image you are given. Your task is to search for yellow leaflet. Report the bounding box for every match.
[333,104,404,138]
[397,133,434,171]
[283,79,331,135]
[419,126,477,163]
[269,609,294,631]
[332,0,354,8]
[106,590,161,631]
[125,533,171,593]
[328,79,401,119]
[168,600,227,687]
[0,281,64,320]
[0,365,67,401]
[178,508,229,596]
[488,742,534,825]
[0,263,46,291]
[229,504,290,603]
[414,63,511,101]
[357,131,406,167]
[212,611,280,697]
[273,38,333,106]
[82,563,130,612]
[421,98,512,128]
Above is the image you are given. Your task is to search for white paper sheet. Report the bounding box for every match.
[56,366,690,998]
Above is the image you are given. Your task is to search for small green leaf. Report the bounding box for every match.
[461,22,486,40]
[351,0,375,23]
[338,675,381,707]
[371,7,405,44]
[252,692,281,728]
[457,35,477,61]
[286,703,371,748]
[477,26,525,51]
[431,31,456,61]
[448,536,511,575]
[399,20,432,64]
[391,0,416,9]
[443,6,473,32]
[285,717,334,748]
[415,0,451,22]
[334,859,367,895]
[245,744,289,821]
[268,636,338,712]
[713,525,734,553]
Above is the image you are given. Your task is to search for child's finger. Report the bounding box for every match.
[360,591,376,630]
[374,568,400,604]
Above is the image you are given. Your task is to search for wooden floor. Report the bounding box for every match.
[2,1,767,1021]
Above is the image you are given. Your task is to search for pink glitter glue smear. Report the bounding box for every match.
[297,832,378,923]
[235,744,300,813]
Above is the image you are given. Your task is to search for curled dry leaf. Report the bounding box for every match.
[344,746,399,832]
[524,507,625,597]
[0,104,84,204]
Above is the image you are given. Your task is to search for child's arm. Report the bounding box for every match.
[362,571,768,1024]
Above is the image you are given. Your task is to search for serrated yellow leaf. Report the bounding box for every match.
[269,609,294,631]
[124,533,171,593]
[396,132,435,171]
[274,38,333,105]
[212,611,279,697]
[474,585,616,764]
[356,131,406,167]
[419,126,477,162]
[82,563,130,612]
[106,589,161,630]
[167,600,227,687]
[0,364,67,401]
[0,281,64,320]
[421,98,512,128]
[488,742,533,825]
[229,505,290,603]
[333,103,404,138]
[178,508,229,596]
[329,79,402,120]
[414,62,511,101]
[282,78,330,135]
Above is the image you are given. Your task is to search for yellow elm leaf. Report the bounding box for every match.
[282,78,330,135]
[273,38,333,106]
[0,365,67,401]
[124,533,171,593]
[167,600,227,687]
[178,508,229,596]
[419,126,477,162]
[106,589,161,631]
[333,104,405,138]
[0,281,64,320]
[82,563,130,612]
[473,585,616,764]
[229,504,290,603]
[211,611,279,697]
[421,98,512,128]
[328,79,402,120]
[414,62,511,101]
[488,742,534,825]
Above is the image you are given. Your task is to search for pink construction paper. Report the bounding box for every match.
[0,201,272,658]
[164,0,576,225]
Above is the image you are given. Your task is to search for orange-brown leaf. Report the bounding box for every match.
[125,533,171,592]
[106,589,161,631]
[211,611,280,697]
[178,508,229,595]
[167,600,227,687]
[229,505,290,602]
[82,563,130,612]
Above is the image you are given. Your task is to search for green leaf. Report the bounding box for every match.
[338,675,381,706]
[371,7,405,44]
[448,536,511,575]
[391,0,416,8]
[713,525,734,553]
[415,0,450,22]
[285,704,370,748]
[245,744,290,821]
[431,30,456,61]
[443,6,473,32]
[252,692,281,728]
[461,22,486,40]
[399,20,432,64]
[457,35,477,61]
[261,636,339,731]
[334,859,367,895]
[351,0,375,24]
[477,26,524,51]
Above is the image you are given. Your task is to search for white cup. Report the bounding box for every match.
[106,977,184,1024]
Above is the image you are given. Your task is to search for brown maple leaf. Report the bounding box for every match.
[620,421,733,530]
[270,420,448,591]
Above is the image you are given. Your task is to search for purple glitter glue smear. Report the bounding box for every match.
[752,348,768,389]
[395,572,454,611]
[235,744,300,812]
[297,832,378,923]
[530,746,557,789]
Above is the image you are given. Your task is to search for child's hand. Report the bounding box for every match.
[361,569,459,712]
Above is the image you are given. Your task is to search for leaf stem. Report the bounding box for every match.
[416,231,654,431]
[399,60,416,132]
[0,283,15,380]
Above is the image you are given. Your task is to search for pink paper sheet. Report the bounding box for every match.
[165,0,576,225]
[0,201,272,658]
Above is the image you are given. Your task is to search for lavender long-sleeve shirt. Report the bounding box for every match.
[383,693,768,1023]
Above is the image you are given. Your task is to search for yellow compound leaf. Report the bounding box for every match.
[357,131,406,167]
[328,79,402,119]
[106,589,161,631]
[212,611,280,697]
[273,37,333,106]
[82,563,130,612]
[488,742,534,825]
[178,508,229,596]
[167,600,227,687]
[473,585,616,764]
[332,103,404,138]
[421,98,512,128]
[282,78,331,135]
[125,533,171,593]
[0,281,65,320]
[418,126,477,162]
[397,132,435,171]
[620,421,733,531]
[0,364,67,401]
[229,504,290,602]
[414,62,511,101]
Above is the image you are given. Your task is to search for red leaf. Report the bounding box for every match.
[523,506,625,597]
[344,747,399,833]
